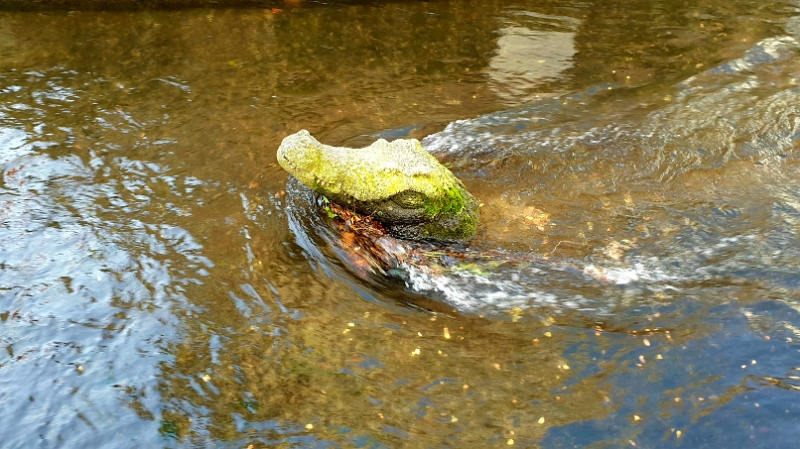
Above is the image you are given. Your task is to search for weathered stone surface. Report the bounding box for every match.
[278,130,479,242]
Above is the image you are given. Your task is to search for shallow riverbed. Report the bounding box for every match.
[1,0,800,447]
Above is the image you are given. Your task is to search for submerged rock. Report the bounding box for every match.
[277,130,480,242]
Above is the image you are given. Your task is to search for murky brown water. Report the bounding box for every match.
[1,1,800,447]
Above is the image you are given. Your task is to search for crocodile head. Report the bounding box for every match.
[277,130,479,242]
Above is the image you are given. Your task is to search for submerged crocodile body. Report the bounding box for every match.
[277,130,480,242]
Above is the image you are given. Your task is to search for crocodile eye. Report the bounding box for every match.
[394,191,426,209]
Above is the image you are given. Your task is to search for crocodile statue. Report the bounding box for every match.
[276,130,594,312]
[277,130,480,242]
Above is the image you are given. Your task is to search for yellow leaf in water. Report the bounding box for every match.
[603,241,625,260]
[624,193,634,205]
[522,206,551,231]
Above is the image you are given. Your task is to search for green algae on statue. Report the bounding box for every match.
[277,130,479,242]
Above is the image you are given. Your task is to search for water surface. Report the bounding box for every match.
[1,1,800,448]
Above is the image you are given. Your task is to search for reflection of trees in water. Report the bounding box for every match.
[570,0,784,87]
[6,0,785,95]
[4,0,783,149]
[270,0,498,89]
[3,5,504,163]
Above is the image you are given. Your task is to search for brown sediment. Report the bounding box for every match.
[325,202,397,278]
[325,201,470,278]
[328,202,387,239]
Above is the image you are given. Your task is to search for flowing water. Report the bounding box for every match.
[1,0,800,447]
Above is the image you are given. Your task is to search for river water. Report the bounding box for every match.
[1,1,799,447]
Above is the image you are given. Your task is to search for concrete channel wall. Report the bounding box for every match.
[1,0,294,9]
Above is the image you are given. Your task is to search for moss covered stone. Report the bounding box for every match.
[278,130,479,242]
